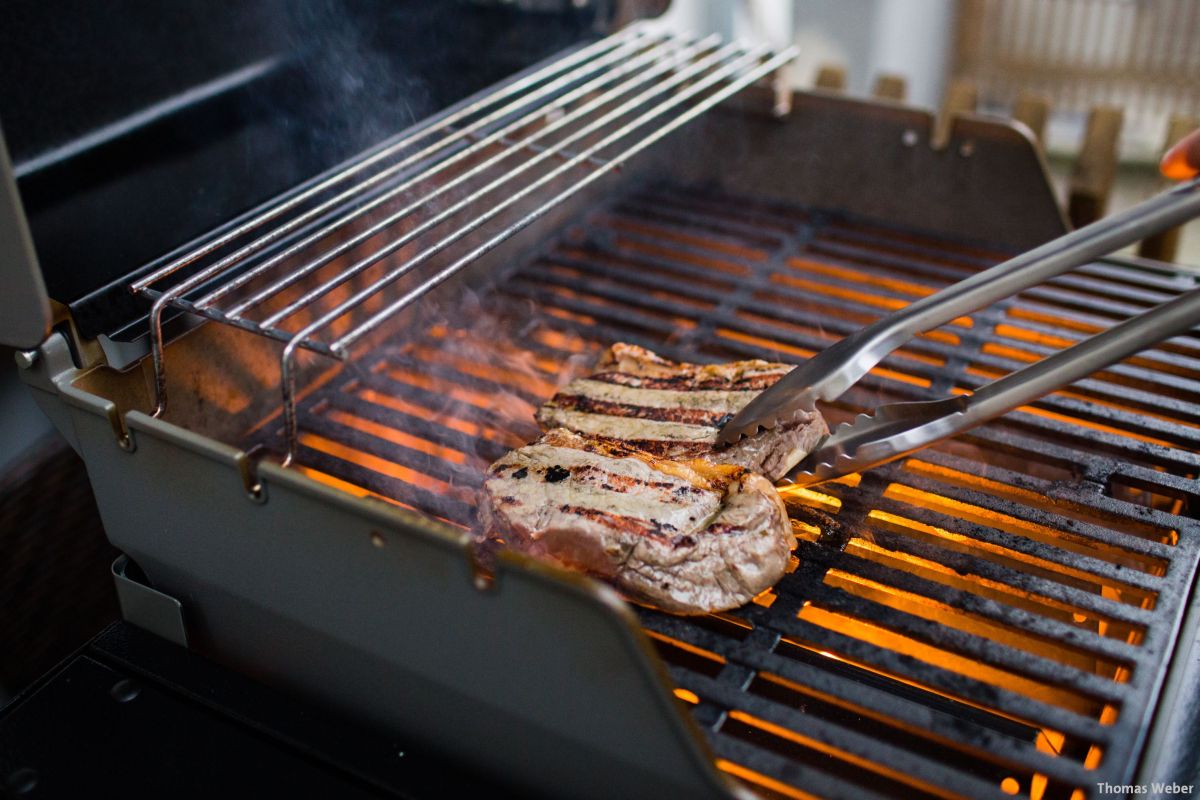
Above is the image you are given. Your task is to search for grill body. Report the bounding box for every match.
[12,42,1200,800]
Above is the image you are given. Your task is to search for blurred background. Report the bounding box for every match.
[646,0,1200,264]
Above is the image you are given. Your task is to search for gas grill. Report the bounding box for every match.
[3,4,1200,799]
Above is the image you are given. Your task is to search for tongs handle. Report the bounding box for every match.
[791,283,1200,486]
[807,176,1200,401]
[719,177,1200,443]
[968,285,1200,421]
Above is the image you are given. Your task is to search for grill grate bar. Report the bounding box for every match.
[850,523,1157,629]
[847,492,1166,595]
[378,355,547,407]
[796,541,1144,678]
[645,605,1112,751]
[322,391,512,465]
[297,408,483,491]
[292,444,474,524]
[708,735,902,800]
[964,356,1200,432]
[958,408,1200,478]
[675,668,1049,800]
[793,581,1133,706]
[645,610,1056,750]
[889,472,1177,563]
[744,611,1115,744]
[909,445,1195,541]
[503,279,944,399]
[356,370,530,449]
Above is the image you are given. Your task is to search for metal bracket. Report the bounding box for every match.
[112,555,189,649]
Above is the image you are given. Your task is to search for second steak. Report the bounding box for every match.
[537,343,827,481]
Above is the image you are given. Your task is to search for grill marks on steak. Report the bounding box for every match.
[480,344,826,614]
[480,429,793,614]
[537,343,828,480]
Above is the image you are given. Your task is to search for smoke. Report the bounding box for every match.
[334,278,601,522]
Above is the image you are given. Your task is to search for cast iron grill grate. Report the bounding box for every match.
[253,182,1200,800]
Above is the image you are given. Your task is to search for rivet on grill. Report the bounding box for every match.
[901,129,919,147]
[370,531,387,548]
[110,678,141,703]
[117,432,136,452]
[959,140,976,157]
[4,767,39,795]
[238,454,267,503]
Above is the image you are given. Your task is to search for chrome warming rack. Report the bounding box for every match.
[130,24,797,463]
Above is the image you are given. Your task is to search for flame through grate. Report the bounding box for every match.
[255,183,1200,800]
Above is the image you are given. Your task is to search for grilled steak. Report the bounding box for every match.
[537,343,827,480]
[480,428,793,614]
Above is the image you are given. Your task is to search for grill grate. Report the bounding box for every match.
[257,183,1200,800]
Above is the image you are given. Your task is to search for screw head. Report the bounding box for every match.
[110,678,141,703]
[14,350,38,369]
[6,767,39,794]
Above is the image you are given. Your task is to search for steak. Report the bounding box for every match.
[480,428,793,614]
[537,343,827,481]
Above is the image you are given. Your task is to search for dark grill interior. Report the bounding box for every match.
[251,182,1200,800]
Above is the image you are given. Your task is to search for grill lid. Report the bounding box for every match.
[0,125,48,350]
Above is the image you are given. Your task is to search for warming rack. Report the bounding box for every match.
[129,23,796,463]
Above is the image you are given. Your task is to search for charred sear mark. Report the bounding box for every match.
[614,438,710,457]
[575,465,698,496]
[511,467,528,479]
[549,394,733,427]
[672,534,697,549]
[544,465,571,483]
[555,504,672,540]
[588,370,786,392]
[576,436,643,460]
[572,433,708,460]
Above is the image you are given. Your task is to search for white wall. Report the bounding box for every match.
[646,0,957,110]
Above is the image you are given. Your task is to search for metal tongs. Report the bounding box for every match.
[717,176,1200,486]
